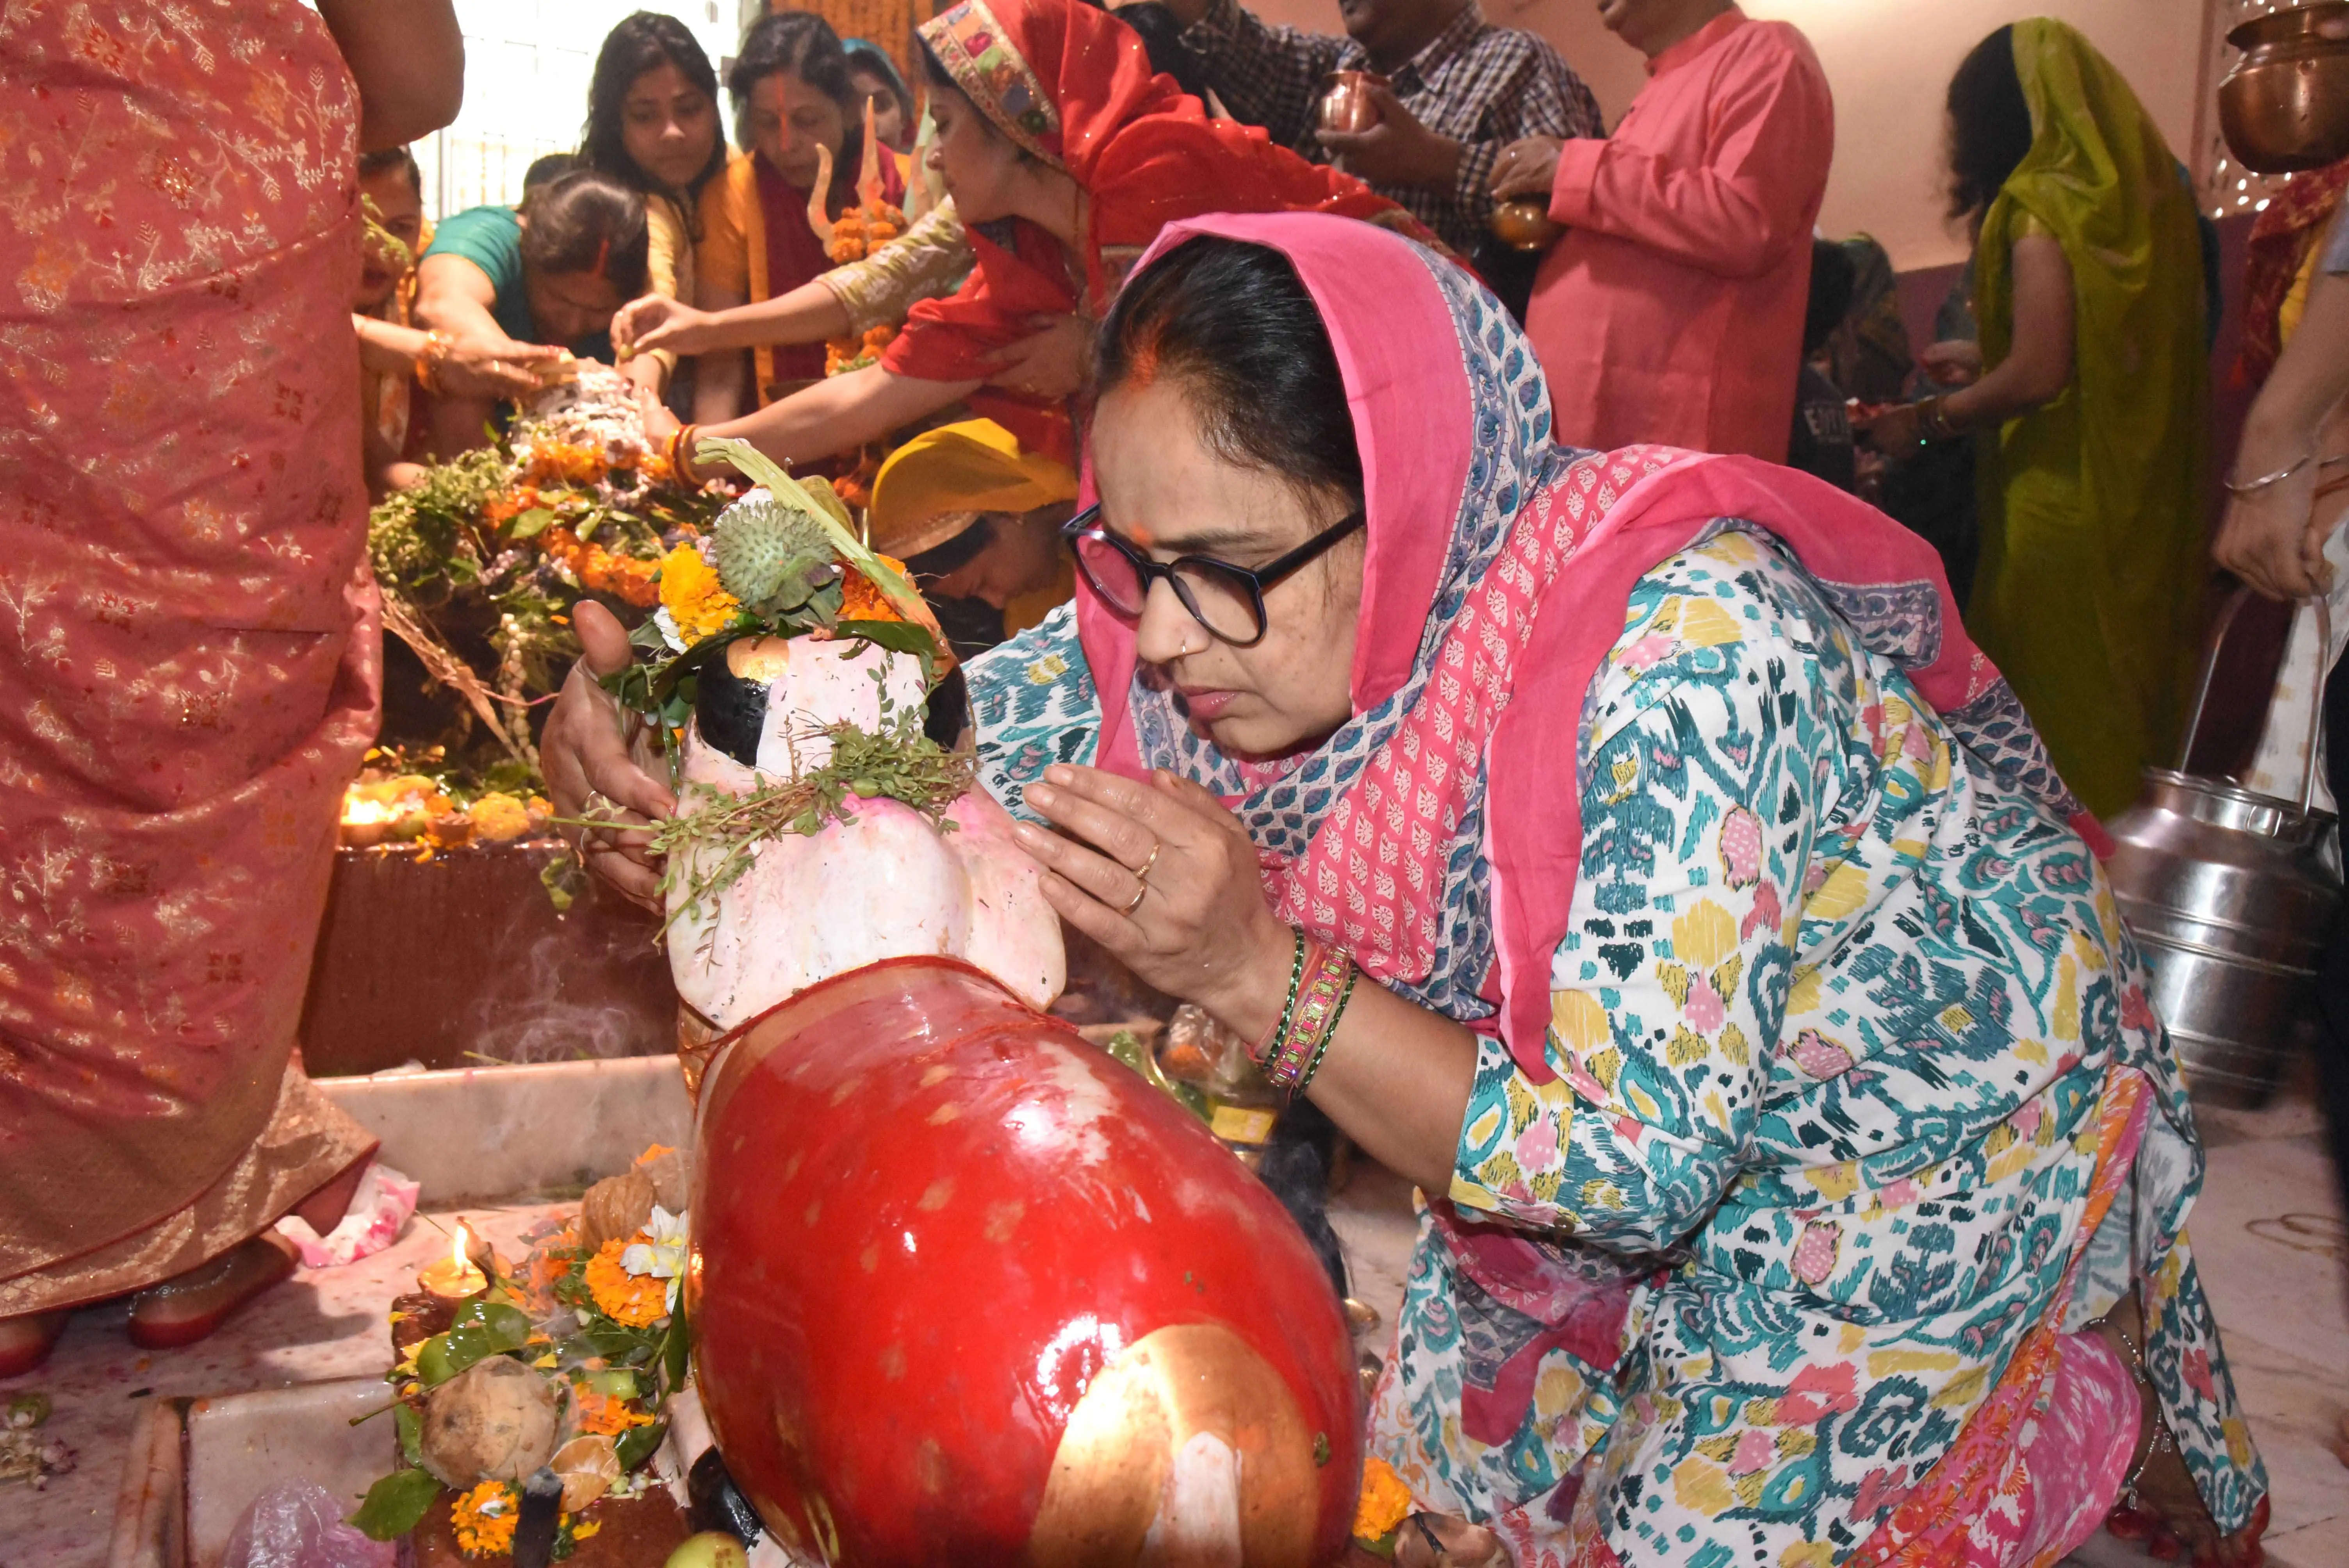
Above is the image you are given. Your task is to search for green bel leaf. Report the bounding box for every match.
[615,1418,669,1473]
[448,1299,535,1352]
[415,1300,533,1387]
[349,1467,441,1541]
[395,1404,424,1469]
[509,506,556,540]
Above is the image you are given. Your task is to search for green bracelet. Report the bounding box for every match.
[1289,963,1359,1099]
[1253,928,1308,1068]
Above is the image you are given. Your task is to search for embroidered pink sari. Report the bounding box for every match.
[0,0,378,1316]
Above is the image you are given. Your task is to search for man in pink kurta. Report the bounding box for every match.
[1494,2,1832,461]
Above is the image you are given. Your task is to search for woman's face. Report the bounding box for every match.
[621,59,719,191]
[1089,376,1363,758]
[743,68,847,190]
[851,69,908,151]
[924,85,1027,224]
[524,266,626,344]
[355,166,424,311]
[921,504,1072,609]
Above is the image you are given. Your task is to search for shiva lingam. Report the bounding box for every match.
[688,957,1363,1566]
[660,469,1361,1562]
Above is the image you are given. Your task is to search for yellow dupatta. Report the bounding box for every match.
[1968,18,2208,818]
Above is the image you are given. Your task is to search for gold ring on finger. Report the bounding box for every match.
[1121,880,1148,917]
[1134,839,1161,881]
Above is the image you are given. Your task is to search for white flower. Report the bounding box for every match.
[619,1206,688,1279]
[651,606,687,654]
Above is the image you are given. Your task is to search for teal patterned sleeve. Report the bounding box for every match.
[964,603,1103,825]
[1450,537,1824,1252]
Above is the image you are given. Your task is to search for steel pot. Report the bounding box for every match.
[2219,2,2349,173]
[2105,592,2340,1108]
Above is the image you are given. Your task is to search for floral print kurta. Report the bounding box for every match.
[968,526,2262,1563]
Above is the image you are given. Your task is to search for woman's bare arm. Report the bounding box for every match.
[317,0,465,152]
[697,365,980,470]
[1943,233,2074,425]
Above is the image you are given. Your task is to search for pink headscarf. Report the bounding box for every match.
[1076,212,2100,1079]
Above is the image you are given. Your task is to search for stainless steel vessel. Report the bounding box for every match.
[2105,594,2339,1108]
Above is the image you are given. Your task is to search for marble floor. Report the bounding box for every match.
[5,1083,2345,1568]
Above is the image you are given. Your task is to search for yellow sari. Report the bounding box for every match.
[1968,18,2208,818]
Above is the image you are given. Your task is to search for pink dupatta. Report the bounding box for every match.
[1074,212,2101,1079]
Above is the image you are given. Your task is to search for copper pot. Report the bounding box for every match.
[1317,70,1388,135]
[2219,2,2349,173]
[1488,199,1564,252]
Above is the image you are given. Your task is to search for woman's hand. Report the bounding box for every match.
[542,601,676,911]
[615,294,722,359]
[1919,339,1984,388]
[1489,135,1563,203]
[431,336,565,400]
[1864,401,1922,453]
[1013,764,1295,1040]
[636,385,684,449]
[981,314,1091,401]
[2214,451,2331,600]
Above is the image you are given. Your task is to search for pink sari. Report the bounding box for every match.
[0,0,378,1315]
[1073,212,2139,1564]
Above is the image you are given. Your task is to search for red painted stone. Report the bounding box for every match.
[690,957,1361,1565]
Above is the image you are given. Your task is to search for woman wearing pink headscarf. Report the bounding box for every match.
[544,212,2265,1564]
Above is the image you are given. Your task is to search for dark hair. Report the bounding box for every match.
[1111,3,1211,102]
[520,170,650,299]
[583,12,725,204]
[1802,237,1856,358]
[1946,26,2035,223]
[841,39,915,132]
[1096,236,1363,510]
[358,145,423,200]
[904,517,997,581]
[522,151,581,198]
[731,11,868,196]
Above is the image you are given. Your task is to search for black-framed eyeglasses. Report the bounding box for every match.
[1060,503,1366,647]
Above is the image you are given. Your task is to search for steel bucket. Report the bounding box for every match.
[2106,593,2339,1108]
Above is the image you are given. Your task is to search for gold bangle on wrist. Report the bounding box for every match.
[414,329,449,395]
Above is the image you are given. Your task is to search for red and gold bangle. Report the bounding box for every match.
[1267,942,1354,1093]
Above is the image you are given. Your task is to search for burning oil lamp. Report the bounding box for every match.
[417,1221,487,1303]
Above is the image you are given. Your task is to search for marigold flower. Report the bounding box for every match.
[838,554,911,623]
[572,1384,656,1436]
[452,1480,520,1558]
[657,543,740,643]
[583,1238,668,1328]
[1353,1456,1413,1541]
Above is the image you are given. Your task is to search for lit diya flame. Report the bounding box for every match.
[419,1220,487,1302]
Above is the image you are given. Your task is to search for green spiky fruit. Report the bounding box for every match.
[713,493,833,611]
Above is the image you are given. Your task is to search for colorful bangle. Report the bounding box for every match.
[1251,929,1310,1069]
[1267,943,1353,1093]
[1289,962,1359,1099]
[414,329,450,394]
[667,422,700,483]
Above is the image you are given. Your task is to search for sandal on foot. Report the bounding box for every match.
[125,1234,298,1350]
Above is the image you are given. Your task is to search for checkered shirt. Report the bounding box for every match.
[1181,0,1604,256]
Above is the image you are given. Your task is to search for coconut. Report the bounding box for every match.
[419,1356,559,1486]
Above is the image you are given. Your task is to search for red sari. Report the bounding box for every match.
[882,0,1433,463]
[0,0,378,1316]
